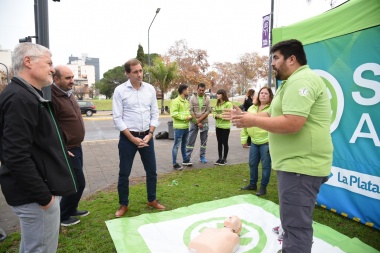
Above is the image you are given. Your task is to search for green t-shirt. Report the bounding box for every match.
[213,101,233,129]
[268,65,333,176]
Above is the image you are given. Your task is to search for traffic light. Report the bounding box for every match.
[19,36,32,43]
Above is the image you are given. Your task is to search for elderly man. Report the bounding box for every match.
[0,43,77,252]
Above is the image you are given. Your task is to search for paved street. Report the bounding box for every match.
[0,112,249,235]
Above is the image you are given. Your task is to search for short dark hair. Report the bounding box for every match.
[270,39,307,65]
[178,84,188,95]
[197,83,206,89]
[124,58,142,73]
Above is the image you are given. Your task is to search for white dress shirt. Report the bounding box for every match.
[112,80,159,132]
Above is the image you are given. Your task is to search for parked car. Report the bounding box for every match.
[77,101,97,117]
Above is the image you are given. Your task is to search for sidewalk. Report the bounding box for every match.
[0,129,249,235]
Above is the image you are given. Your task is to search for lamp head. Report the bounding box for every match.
[156,8,161,13]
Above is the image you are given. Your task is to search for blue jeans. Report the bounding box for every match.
[61,145,85,221]
[248,143,272,186]
[118,133,157,206]
[172,128,189,164]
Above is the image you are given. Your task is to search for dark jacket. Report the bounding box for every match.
[243,96,253,111]
[51,84,85,149]
[0,77,77,207]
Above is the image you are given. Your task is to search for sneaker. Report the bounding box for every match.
[273,225,284,240]
[241,184,257,190]
[200,157,208,163]
[182,160,193,166]
[214,159,222,165]
[61,216,80,227]
[173,163,183,170]
[218,159,227,166]
[73,210,90,217]
[0,228,6,242]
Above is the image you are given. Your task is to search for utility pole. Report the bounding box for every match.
[36,0,52,99]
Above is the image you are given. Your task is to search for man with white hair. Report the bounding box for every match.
[0,43,77,252]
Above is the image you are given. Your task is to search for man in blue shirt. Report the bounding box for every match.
[112,59,165,218]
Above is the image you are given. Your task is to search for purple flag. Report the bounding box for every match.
[262,14,270,48]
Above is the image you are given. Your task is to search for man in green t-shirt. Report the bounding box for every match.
[228,39,333,253]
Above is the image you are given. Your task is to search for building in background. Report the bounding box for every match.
[69,54,100,82]
[68,54,97,99]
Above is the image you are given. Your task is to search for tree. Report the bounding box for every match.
[73,85,87,100]
[0,70,7,93]
[212,62,236,97]
[147,57,179,113]
[95,65,127,99]
[236,52,271,94]
[136,44,146,67]
[166,40,212,92]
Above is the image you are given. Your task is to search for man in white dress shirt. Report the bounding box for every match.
[112,58,165,218]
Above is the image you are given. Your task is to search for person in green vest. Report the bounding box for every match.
[170,84,193,170]
[213,89,234,165]
[185,83,212,165]
[240,86,273,196]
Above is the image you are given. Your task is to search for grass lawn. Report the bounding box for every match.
[1,164,379,252]
[89,99,241,111]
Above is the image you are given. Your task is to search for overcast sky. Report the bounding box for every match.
[0,0,347,76]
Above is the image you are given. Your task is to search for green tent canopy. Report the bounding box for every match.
[272,0,380,46]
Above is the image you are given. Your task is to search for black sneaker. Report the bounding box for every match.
[241,184,257,190]
[218,159,227,166]
[182,160,193,166]
[61,216,80,227]
[214,159,222,165]
[74,210,90,217]
[173,163,183,170]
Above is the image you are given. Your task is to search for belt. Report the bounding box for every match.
[130,130,150,136]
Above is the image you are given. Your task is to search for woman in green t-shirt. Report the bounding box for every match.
[241,86,273,196]
[213,89,233,165]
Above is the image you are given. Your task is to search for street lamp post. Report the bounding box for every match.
[147,8,161,83]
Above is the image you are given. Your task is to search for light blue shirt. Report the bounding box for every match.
[112,80,159,132]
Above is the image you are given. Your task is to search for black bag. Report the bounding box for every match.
[155,131,169,139]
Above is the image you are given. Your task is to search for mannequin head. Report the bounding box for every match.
[224,216,242,235]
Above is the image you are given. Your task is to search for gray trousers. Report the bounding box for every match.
[12,196,62,253]
[277,171,328,253]
[185,122,208,160]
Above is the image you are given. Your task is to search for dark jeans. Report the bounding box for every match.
[118,133,157,206]
[248,143,271,186]
[277,171,328,253]
[60,146,85,221]
[215,127,230,159]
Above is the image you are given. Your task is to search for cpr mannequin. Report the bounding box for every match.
[188,216,242,253]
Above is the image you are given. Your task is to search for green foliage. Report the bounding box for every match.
[136,44,146,67]
[1,164,379,252]
[95,65,127,99]
[170,90,178,100]
[147,58,179,113]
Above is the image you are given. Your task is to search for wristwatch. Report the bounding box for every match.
[149,131,154,135]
